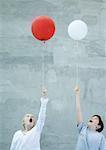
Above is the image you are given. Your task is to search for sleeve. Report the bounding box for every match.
[77,122,86,133]
[35,97,49,133]
[100,136,106,150]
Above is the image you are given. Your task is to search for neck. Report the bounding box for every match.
[23,127,30,132]
[22,130,27,135]
[88,126,97,132]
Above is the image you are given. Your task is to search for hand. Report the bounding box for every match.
[41,88,49,104]
[74,86,80,94]
[41,88,48,98]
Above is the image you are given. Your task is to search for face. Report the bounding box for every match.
[87,116,100,131]
[23,114,36,131]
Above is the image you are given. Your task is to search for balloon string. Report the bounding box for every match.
[76,41,79,86]
[76,63,79,85]
[41,41,46,89]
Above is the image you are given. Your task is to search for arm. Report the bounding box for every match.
[74,86,83,125]
[36,88,49,133]
[10,132,17,150]
[10,138,15,150]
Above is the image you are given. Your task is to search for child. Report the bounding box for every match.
[10,89,49,150]
[75,86,106,150]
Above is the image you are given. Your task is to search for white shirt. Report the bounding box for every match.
[10,97,48,150]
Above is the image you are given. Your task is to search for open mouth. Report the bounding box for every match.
[89,120,93,123]
[29,118,32,123]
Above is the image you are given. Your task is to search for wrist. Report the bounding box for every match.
[76,92,80,95]
[40,97,49,104]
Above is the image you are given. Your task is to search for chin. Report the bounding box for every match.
[28,126,33,131]
[31,124,35,129]
[27,125,34,131]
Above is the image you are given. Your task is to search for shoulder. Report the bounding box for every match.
[99,134,106,147]
[101,133,106,140]
[97,132,105,137]
[96,132,106,142]
[13,130,22,138]
[77,122,87,133]
[77,122,87,128]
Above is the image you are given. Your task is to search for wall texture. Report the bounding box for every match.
[0,0,106,150]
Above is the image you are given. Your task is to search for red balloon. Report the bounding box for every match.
[31,16,55,41]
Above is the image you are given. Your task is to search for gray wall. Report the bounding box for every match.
[0,0,106,150]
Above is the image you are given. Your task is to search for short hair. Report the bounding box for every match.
[22,114,35,130]
[93,115,104,132]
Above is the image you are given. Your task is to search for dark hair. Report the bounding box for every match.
[93,115,104,132]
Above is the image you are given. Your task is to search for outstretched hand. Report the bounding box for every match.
[41,88,49,104]
[42,88,48,97]
[74,86,80,94]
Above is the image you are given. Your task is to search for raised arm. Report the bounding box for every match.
[36,88,49,133]
[74,86,83,124]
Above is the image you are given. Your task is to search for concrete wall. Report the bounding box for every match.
[0,0,106,149]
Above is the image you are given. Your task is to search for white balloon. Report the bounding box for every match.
[68,20,88,40]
